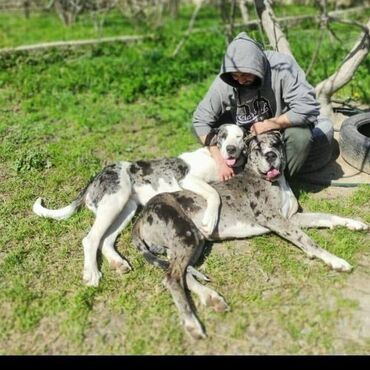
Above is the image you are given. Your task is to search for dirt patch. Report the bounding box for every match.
[83,300,127,354]
[334,251,370,353]
[308,186,358,200]
[0,312,70,355]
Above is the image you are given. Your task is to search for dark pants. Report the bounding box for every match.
[284,117,335,178]
[283,125,312,179]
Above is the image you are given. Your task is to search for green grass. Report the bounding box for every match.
[0,3,369,354]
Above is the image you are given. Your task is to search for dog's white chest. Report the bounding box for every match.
[278,177,299,219]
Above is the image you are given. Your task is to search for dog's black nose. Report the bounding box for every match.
[226,145,236,155]
[265,151,277,163]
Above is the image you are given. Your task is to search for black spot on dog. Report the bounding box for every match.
[87,163,121,207]
[155,203,177,224]
[255,190,260,198]
[250,201,257,210]
[132,160,153,176]
[176,195,202,212]
[255,210,261,217]
[147,215,153,225]
[129,163,139,174]
[177,164,189,177]
[154,203,198,246]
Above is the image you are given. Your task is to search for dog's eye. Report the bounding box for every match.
[236,135,242,139]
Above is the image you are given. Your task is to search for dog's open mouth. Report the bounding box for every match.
[265,168,281,181]
[225,157,237,167]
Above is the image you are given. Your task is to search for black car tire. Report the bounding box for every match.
[339,113,370,175]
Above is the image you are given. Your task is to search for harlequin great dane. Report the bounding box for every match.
[132,130,368,339]
[33,124,246,286]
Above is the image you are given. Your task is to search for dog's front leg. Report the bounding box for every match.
[180,175,220,235]
[260,216,353,272]
[290,213,368,231]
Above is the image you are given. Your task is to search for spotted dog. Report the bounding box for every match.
[33,124,246,286]
[132,130,368,339]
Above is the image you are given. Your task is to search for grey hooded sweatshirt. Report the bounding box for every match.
[192,32,320,137]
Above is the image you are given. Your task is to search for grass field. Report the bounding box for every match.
[0,3,369,354]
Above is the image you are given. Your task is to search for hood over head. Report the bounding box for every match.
[220,32,267,89]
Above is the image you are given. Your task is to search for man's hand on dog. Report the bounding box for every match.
[251,114,292,135]
[217,160,235,182]
[208,145,235,182]
[251,119,280,135]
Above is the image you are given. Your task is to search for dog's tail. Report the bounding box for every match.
[132,223,210,282]
[132,228,170,270]
[32,186,87,220]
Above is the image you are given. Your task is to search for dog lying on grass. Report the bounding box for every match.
[132,130,368,339]
[33,124,246,286]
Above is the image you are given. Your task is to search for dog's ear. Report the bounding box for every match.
[204,128,219,146]
[272,129,283,140]
[243,132,256,146]
[270,129,284,145]
[242,133,256,155]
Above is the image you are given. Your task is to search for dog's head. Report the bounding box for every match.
[243,130,285,182]
[205,124,246,167]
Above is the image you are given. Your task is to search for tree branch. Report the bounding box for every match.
[315,18,370,120]
[254,0,292,55]
[172,0,204,58]
[0,34,151,54]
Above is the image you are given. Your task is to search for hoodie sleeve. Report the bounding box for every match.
[192,76,234,137]
[280,54,320,126]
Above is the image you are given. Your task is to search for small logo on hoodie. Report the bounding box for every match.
[236,96,272,128]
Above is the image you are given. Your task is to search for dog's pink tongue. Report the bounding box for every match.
[226,158,236,167]
[267,168,280,180]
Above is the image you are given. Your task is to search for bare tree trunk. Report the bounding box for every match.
[254,0,292,55]
[219,0,237,43]
[172,0,204,57]
[23,0,31,18]
[168,0,180,18]
[315,18,370,120]
[238,0,249,23]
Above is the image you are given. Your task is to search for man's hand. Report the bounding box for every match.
[208,145,235,182]
[250,119,279,135]
[250,113,292,135]
[217,159,235,182]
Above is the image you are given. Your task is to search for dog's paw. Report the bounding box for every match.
[328,257,353,272]
[201,210,218,235]
[83,269,102,287]
[110,259,132,275]
[184,316,206,340]
[197,285,229,312]
[344,219,368,231]
[205,292,229,313]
